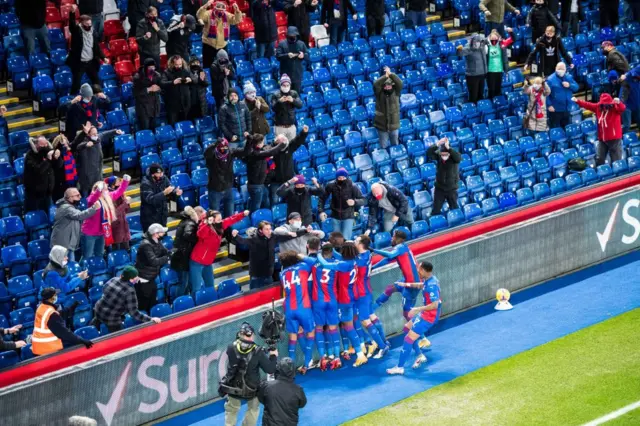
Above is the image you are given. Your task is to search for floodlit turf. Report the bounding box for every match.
[346,308,640,426]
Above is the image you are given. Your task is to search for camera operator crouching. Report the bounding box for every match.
[219,322,278,426]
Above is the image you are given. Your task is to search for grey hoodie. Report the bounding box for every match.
[274,223,325,254]
[50,198,100,250]
[457,35,489,76]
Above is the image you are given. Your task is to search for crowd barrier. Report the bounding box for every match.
[1,175,639,425]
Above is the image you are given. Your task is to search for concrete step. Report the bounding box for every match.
[28,123,60,138]
[7,115,45,131]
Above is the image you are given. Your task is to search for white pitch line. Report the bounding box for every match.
[582,400,640,426]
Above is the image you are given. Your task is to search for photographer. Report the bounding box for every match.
[258,357,307,426]
[220,322,277,426]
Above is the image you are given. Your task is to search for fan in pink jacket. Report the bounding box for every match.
[80,174,131,260]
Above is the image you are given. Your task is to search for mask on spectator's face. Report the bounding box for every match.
[441,153,450,162]
[288,36,296,43]
[375,193,383,200]
[295,185,305,194]
[532,84,541,90]
[82,21,92,31]
[90,135,98,142]
[281,84,290,93]
[491,39,498,45]
[148,14,156,22]
[245,92,256,100]
[556,70,566,77]
[291,220,302,230]
[191,63,201,72]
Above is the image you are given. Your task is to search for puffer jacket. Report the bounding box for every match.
[190,212,245,265]
[24,138,55,199]
[373,73,403,132]
[546,72,579,112]
[427,145,462,191]
[318,178,365,220]
[140,169,173,231]
[526,4,560,42]
[160,66,193,115]
[246,97,271,136]
[135,233,169,281]
[524,83,552,132]
[275,181,325,226]
[257,358,307,426]
[575,93,626,142]
[478,0,517,24]
[81,179,129,237]
[196,4,242,49]
[458,35,488,76]
[135,16,168,59]
[204,143,245,192]
[219,100,252,142]
[171,207,200,271]
[271,89,303,127]
[72,129,119,195]
[51,199,100,250]
[210,49,235,104]
[366,182,410,229]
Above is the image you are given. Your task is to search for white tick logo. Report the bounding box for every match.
[97,361,132,426]
[597,202,620,252]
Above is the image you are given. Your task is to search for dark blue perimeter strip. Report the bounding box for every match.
[156,249,640,426]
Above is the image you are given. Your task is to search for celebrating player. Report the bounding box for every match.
[387,261,441,375]
[279,250,315,374]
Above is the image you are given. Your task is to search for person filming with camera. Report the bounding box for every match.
[220,322,278,426]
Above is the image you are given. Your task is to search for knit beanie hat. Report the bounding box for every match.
[80,83,93,99]
[280,74,292,85]
[149,163,163,175]
[121,266,139,281]
[243,81,257,95]
[294,175,306,185]
[228,87,239,99]
[336,167,349,179]
[104,176,117,187]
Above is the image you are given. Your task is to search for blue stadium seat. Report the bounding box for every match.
[173,295,195,313]
[533,183,551,200]
[75,326,99,340]
[612,159,629,176]
[218,279,242,298]
[0,350,19,369]
[565,173,583,191]
[373,232,391,249]
[516,188,535,206]
[151,303,172,317]
[498,192,517,210]
[463,203,483,221]
[428,215,448,232]
[195,287,218,306]
[411,220,430,238]
[1,245,31,277]
[550,178,567,195]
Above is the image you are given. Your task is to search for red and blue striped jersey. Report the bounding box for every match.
[421,275,441,323]
[372,243,420,283]
[311,261,337,303]
[280,262,313,311]
[316,254,357,304]
[354,251,373,299]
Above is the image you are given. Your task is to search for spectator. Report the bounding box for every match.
[275,212,325,253]
[427,137,462,216]
[573,94,626,166]
[171,206,206,296]
[479,0,520,38]
[204,138,245,218]
[253,0,277,59]
[284,0,319,45]
[64,84,111,140]
[72,123,124,197]
[267,126,309,205]
[486,29,513,99]
[166,14,197,61]
[404,0,428,29]
[81,176,131,260]
[526,0,560,44]
[24,136,56,213]
[51,188,100,260]
[276,176,325,226]
[67,10,107,96]
[78,0,105,41]
[373,67,403,148]
[105,176,132,252]
[16,0,50,56]
[127,0,157,38]
[42,245,90,304]
[366,182,414,234]
[276,27,308,93]
[603,41,631,99]
[94,266,162,333]
[457,35,488,103]
[546,62,579,129]
[258,357,307,426]
[525,26,573,77]
[136,6,168,69]
[620,64,640,129]
[560,0,580,37]
[243,134,287,212]
[523,77,551,133]
[318,167,365,240]
[140,164,182,232]
[365,0,385,36]
[161,55,194,125]
[135,223,170,312]
[219,88,252,147]
[600,0,620,29]
[133,58,163,131]
[320,0,357,46]
[0,325,26,352]
[32,287,93,356]
[190,210,248,293]
[197,0,243,69]
[187,56,210,120]
[231,221,301,289]
[210,49,236,110]
[50,134,77,203]
[271,75,303,141]
[244,82,271,137]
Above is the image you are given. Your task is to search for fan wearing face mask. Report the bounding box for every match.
[526,0,560,45]
[457,34,489,103]
[276,175,326,227]
[276,27,308,94]
[197,0,243,68]
[24,136,57,213]
[66,8,107,98]
[219,88,253,147]
[167,14,197,61]
[133,58,163,131]
[373,67,403,148]
[525,25,573,77]
[523,77,552,133]
[243,82,271,137]
[65,82,111,141]
[51,188,100,261]
[271,74,304,141]
[284,0,319,44]
[426,137,462,217]
[188,56,210,119]
[210,49,236,109]
[486,28,514,99]
[42,246,91,306]
[274,212,325,262]
[136,6,168,71]
[546,62,579,129]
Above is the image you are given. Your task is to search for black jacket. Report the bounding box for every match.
[210,50,236,103]
[66,11,105,68]
[271,131,308,184]
[406,0,428,11]
[204,144,244,191]
[427,145,461,192]
[136,17,168,59]
[16,0,46,28]
[78,0,104,15]
[258,359,307,426]
[166,20,193,61]
[0,328,17,351]
[224,339,277,394]
[276,183,325,226]
[24,144,55,199]
[135,233,169,281]
[283,0,317,39]
[271,90,303,127]
[64,95,111,140]
[252,1,277,43]
[526,4,560,41]
[560,0,581,22]
[171,214,198,271]
[161,66,193,114]
[189,68,210,117]
[321,0,356,25]
[365,0,385,17]
[219,101,252,142]
[243,142,287,186]
[233,229,301,278]
[367,182,410,229]
[319,178,365,220]
[606,49,630,75]
[526,35,572,77]
[183,0,205,18]
[133,66,163,119]
[140,170,174,230]
[276,40,308,86]
[128,0,158,33]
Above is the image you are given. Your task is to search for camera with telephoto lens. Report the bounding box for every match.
[259,299,285,351]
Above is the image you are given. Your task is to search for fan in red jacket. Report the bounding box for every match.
[573,93,626,166]
[189,209,249,294]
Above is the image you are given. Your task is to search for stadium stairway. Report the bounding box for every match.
[1,86,59,138]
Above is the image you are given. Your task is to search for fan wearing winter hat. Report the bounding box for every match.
[64,82,111,140]
[276,174,325,226]
[218,88,252,147]
[188,56,210,119]
[133,58,163,131]
[244,81,271,136]
[318,167,365,240]
[271,74,303,141]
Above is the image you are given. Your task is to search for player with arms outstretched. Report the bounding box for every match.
[387,261,441,375]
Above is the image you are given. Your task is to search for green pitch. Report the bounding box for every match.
[346,308,640,426]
